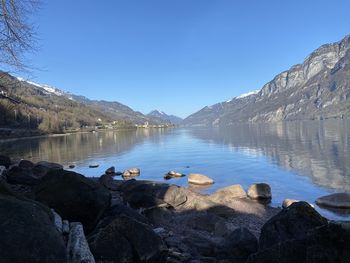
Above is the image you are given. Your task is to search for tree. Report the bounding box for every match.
[0,0,39,70]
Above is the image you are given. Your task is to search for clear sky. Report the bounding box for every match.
[24,0,350,118]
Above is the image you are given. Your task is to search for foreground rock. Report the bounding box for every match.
[247,183,272,200]
[32,161,63,178]
[188,173,214,185]
[35,170,111,233]
[259,201,327,249]
[7,166,38,185]
[316,192,350,209]
[210,184,246,203]
[0,181,67,263]
[89,215,168,263]
[67,222,96,263]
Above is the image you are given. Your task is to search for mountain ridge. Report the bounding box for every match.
[183,35,350,126]
[147,110,183,124]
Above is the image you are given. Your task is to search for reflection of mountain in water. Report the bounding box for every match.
[0,129,170,165]
[190,120,350,192]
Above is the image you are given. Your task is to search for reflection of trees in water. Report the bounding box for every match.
[190,120,350,192]
[0,129,170,165]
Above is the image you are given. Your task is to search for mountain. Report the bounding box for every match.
[183,35,350,126]
[147,110,183,124]
[0,72,167,133]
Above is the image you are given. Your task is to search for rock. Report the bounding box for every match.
[89,164,99,168]
[164,171,185,180]
[247,221,350,263]
[0,155,11,168]
[188,212,226,233]
[51,209,63,233]
[282,198,300,208]
[210,184,246,203]
[0,165,7,181]
[7,166,38,185]
[259,201,327,249]
[218,227,258,263]
[34,169,111,233]
[183,234,216,257]
[128,167,140,174]
[89,215,168,263]
[0,181,67,263]
[63,220,70,235]
[67,222,96,263]
[105,166,115,175]
[316,193,350,209]
[120,180,187,209]
[32,161,63,178]
[122,170,131,177]
[188,173,214,185]
[18,159,34,169]
[247,183,272,200]
[68,164,75,169]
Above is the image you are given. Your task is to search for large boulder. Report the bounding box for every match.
[34,170,111,233]
[259,201,327,249]
[7,166,38,185]
[18,159,34,169]
[210,184,246,203]
[247,221,350,263]
[218,227,258,263]
[119,180,187,209]
[32,161,63,178]
[0,155,11,169]
[188,173,214,185]
[0,181,67,263]
[89,215,168,263]
[316,193,350,209]
[247,183,272,200]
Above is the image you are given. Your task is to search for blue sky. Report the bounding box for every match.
[23,0,350,118]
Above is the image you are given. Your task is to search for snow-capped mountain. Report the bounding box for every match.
[147,110,183,124]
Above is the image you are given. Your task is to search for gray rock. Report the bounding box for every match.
[188,173,214,185]
[316,192,350,208]
[51,209,63,233]
[33,161,63,178]
[217,227,258,263]
[282,198,300,208]
[247,183,272,200]
[67,222,95,263]
[210,184,246,203]
[259,201,327,249]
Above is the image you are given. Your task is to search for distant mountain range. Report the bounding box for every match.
[183,35,350,126]
[147,110,183,124]
[0,73,178,133]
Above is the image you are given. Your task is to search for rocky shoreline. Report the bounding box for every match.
[0,155,349,263]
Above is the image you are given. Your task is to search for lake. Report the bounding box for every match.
[1,120,350,220]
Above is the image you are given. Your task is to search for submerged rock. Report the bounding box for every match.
[247,183,272,200]
[316,193,350,209]
[34,170,111,233]
[188,173,214,185]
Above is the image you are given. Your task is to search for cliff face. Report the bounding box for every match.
[183,35,350,126]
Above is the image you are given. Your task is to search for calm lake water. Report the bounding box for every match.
[1,120,350,220]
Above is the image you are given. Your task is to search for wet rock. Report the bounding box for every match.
[247,183,272,200]
[89,164,99,168]
[188,173,214,185]
[105,166,115,175]
[0,155,11,168]
[33,161,63,178]
[67,222,96,263]
[122,170,131,177]
[34,170,111,233]
[0,182,67,263]
[259,201,327,249]
[164,171,185,180]
[68,164,75,169]
[316,192,350,209]
[128,167,141,174]
[18,159,34,169]
[218,227,258,263]
[7,166,38,185]
[210,184,246,203]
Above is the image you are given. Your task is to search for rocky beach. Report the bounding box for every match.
[0,155,349,263]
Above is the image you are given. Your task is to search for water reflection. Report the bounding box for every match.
[0,128,170,165]
[190,120,350,192]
